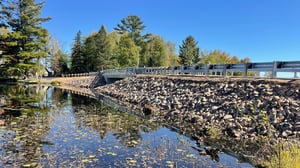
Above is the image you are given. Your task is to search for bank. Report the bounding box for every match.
[93,74,300,166]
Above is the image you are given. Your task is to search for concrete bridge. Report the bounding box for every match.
[55,61,300,88]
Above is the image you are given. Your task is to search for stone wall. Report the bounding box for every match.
[95,75,300,141]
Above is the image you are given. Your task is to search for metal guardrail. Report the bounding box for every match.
[62,72,98,77]
[61,61,300,81]
[101,61,300,79]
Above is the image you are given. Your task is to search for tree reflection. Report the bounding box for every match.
[0,85,52,166]
[71,94,159,147]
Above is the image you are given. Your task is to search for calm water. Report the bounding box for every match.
[0,85,253,167]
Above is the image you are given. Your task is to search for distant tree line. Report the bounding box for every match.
[70,15,179,74]
[0,0,250,78]
[69,15,250,74]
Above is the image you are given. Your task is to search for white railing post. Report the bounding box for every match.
[272,61,278,78]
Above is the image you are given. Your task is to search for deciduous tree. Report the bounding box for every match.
[116,33,140,67]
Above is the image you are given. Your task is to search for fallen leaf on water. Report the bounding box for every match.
[88,155,96,159]
[82,159,89,163]
[22,164,31,167]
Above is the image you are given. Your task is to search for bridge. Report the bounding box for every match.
[60,61,300,88]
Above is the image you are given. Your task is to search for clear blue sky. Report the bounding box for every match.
[41,0,300,62]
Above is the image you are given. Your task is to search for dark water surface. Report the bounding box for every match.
[0,85,253,167]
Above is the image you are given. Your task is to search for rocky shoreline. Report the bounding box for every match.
[95,75,300,140]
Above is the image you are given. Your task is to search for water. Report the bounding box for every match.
[0,85,253,167]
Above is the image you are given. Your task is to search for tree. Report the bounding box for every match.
[165,41,179,66]
[51,50,69,76]
[82,25,117,71]
[71,31,85,73]
[116,33,140,67]
[82,33,97,72]
[178,35,200,66]
[144,36,167,67]
[93,25,113,70]
[106,31,119,67]
[46,35,69,76]
[114,15,151,45]
[200,50,232,64]
[0,0,50,78]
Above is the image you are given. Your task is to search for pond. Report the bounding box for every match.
[0,85,253,167]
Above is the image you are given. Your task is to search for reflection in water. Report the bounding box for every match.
[0,85,253,167]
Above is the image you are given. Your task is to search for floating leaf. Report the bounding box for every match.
[89,155,96,159]
[22,164,31,167]
[186,154,195,158]
[176,149,183,152]
[131,140,138,145]
[129,159,137,163]
[75,137,80,140]
[82,159,89,163]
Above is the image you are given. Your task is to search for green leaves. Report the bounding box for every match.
[0,0,50,77]
[178,35,200,66]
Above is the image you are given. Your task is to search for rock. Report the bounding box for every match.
[223,114,233,120]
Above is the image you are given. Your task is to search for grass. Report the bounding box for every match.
[263,141,300,168]
[207,126,222,139]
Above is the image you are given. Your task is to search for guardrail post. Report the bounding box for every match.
[272,61,278,78]
[223,64,227,77]
[244,63,249,77]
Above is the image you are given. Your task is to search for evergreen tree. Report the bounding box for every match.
[178,35,200,66]
[94,25,112,70]
[0,0,50,77]
[114,15,151,45]
[71,31,85,73]
[83,33,97,72]
[145,36,167,67]
[82,25,116,71]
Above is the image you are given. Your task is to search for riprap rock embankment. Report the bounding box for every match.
[95,75,300,141]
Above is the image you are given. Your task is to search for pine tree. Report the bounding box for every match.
[94,25,112,70]
[178,35,200,66]
[114,15,151,45]
[0,0,50,77]
[71,31,85,73]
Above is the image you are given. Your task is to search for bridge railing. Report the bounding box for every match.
[101,61,300,79]
[62,72,98,77]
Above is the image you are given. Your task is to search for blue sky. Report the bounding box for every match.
[41,0,300,62]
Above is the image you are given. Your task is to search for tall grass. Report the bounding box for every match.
[264,141,300,168]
